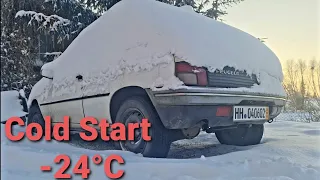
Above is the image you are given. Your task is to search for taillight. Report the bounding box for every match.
[175,62,208,86]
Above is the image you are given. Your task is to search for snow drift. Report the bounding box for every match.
[1,91,27,122]
[1,119,320,180]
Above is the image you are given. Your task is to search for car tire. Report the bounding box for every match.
[27,104,45,134]
[215,124,264,146]
[114,96,171,158]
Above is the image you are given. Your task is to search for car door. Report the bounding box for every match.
[47,74,85,125]
[82,75,113,124]
[82,94,111,123]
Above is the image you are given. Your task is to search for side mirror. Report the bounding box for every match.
[41,64,54,79]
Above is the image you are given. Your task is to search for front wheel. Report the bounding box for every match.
[114,96,172,158]
[215,124,264,146]
[27,103,45,134]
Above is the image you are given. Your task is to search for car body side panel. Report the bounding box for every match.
[29,53,176,126]
[44,100,84,123]
[27,78,52,107]
[29,78,54,121]
[38,105,51,120]
[30,75,85,124]
[82,96,111,123]
[82,60,176,124]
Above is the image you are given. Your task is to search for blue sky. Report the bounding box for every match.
[223,0,319,63]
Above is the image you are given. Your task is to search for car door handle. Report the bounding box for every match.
[76,75,83,81]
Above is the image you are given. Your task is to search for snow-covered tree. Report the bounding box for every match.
[77,0,120,14]
[158,0,197,7]
[1,0,40,94]
[158,0,245,20]
[1,0,97,96]
[77,0,198,14]
[1,0,244,95]
[15,0,97,53]
[77,0,244,20]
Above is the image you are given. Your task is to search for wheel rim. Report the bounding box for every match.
[119,108,146,153]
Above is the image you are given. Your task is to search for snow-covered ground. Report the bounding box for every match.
[1,90,319,179]
[1,91,27,122]
[1,119,320,180]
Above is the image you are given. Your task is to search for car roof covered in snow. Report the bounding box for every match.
[50,0,283,82]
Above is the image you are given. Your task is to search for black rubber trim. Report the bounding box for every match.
[40,93,110,106]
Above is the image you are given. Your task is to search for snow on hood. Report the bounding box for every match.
[43,0,284,97]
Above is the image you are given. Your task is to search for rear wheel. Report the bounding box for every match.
[114,96,171,158]
[215,124,264,146]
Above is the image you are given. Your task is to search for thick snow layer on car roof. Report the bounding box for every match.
[44,0,285,96]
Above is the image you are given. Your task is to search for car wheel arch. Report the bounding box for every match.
[28,99,39,109]
[109,86,155,123]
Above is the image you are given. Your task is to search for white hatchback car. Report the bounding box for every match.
[27,0,286,158]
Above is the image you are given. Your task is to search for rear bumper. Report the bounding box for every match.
[146,87,286,129]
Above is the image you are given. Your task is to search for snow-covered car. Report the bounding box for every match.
[27,0,286,158]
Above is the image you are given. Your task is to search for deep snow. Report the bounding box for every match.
[28,0,285,107]
[1,89,320,179]
[1,91,27,122]
[1,120,320,180]
[53,0,283,80]
[1,1,312,179]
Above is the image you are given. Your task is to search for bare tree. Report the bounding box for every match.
[305,59,320,122]
[283,58,320,122]
[308,58,320,97]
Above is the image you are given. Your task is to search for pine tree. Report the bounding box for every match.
[77,0,244,20]
[1,0,40,93]
[1,0,97,95]
[202,0,244,20]
[77,0,120,14]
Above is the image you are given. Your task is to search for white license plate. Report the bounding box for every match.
[233,106,269,121]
